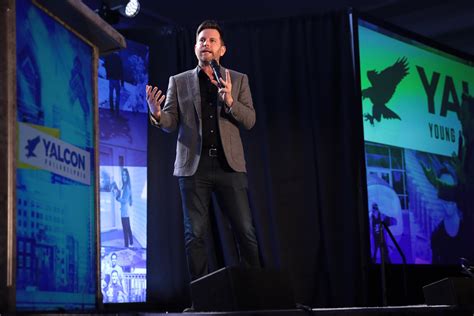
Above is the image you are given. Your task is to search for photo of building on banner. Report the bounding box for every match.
[359,20,474,265]
[98,40,149,303]
[15,0,96,310]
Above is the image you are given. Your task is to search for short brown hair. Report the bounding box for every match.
[196,20,225,45]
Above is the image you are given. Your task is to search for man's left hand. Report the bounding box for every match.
[218,69,233,107]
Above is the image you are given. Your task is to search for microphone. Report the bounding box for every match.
[210,59,224,88]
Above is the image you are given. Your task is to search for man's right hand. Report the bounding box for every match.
[146,85,165,120]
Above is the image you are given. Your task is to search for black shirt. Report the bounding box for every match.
[198,69,221,150]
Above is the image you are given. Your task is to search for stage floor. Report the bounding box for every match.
[137,305,473,316]
[6,304,473,316]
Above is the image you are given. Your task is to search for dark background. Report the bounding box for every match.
[84,0,473,311]
[83,0,474,55]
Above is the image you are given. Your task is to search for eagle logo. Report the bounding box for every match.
[25,136,41,158]
[362,57,409,125]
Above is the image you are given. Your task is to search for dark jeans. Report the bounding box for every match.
[121,216,133,247]
[179,152,260,280]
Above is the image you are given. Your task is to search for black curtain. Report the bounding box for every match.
[130,10,370,310]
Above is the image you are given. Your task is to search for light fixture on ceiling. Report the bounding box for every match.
[98,0,140,24]
[120,0,140,18]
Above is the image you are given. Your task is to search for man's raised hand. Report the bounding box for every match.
[146,85,165,120]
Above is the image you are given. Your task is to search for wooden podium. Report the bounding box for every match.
[0,0,125,311]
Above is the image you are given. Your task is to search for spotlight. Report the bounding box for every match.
[120,0,140,17]
[98,0,140,23]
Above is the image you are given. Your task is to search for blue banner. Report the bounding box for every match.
[16,0,96,310]
[98,40,149,303]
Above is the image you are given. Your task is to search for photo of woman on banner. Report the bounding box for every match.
[115,168,134,248]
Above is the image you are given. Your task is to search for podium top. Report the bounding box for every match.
[35,0,126,54]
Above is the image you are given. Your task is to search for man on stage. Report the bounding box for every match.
[146,20,261,282]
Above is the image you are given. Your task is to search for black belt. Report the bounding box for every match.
[204,148,219,157]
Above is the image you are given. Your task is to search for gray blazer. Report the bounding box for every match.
[152,66,256,177]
